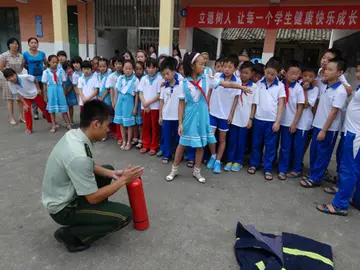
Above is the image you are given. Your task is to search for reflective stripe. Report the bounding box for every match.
[255,261,265,270]
[283,247,334,267]
[236,237,240,241]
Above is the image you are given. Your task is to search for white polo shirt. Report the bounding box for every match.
[210,73,241,120]
[280,81,305,127]
[77,73,100,106]
[106,71,121,89]
[344,85,360,135]
[254,78,286,122]
[137,73,164,110]
[178,75,220,102]
[8,74,38,99]
[312,81,348,131]
[116,74,139,96]
[160,79,181,120]
[297,84,319,131]
[232,80,258,128]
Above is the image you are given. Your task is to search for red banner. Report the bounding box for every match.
[186,6,360,29]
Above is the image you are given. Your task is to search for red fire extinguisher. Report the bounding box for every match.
[126,177,149,230]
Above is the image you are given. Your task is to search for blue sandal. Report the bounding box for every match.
[316,204,348,216]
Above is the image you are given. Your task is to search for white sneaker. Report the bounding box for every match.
[193,167,206,183]
[166,165,179,182]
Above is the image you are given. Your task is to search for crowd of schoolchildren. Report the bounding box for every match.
[3,45,360,216]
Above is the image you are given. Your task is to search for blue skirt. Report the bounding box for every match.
[136,103,143,125]
[114,92,135,127]
[66,89,78,107]
[46,84,68,113]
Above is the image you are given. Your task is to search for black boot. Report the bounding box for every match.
[54,228,90,253]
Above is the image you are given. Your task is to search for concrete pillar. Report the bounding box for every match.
[158,0,174,56]
[262,29,277,64]
[52,0,69,54]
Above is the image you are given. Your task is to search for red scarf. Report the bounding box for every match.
[52,70,58,84]
[284,83,290,104]
[190,79,209,108]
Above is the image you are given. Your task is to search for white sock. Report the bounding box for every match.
[211,154,216,159]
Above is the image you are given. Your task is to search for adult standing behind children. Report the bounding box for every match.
[0,37,25,125]
[42,100,144,252]
[23,37,47,120]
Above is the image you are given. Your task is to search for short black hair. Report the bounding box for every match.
[284,60,302,72]
[48,55,58,63]
[158,54,168,63]
[146,58,159,68]
[80,100,114,128]
[253,63,265,76]
[82,60,92,69]
[7,37,20,50]
[28,37,39,44]
[62,61,73,71]
[265,57,282,72]
[57,50,67,57]
[302,66,317,75]
[325,48,342,59]
[3,68,16,79]
[112,55,124,64]
[71,56,83,65]
[98,57,109,66]
[215,58,223,65]
[356,61,360,67]
[123,59,135,69]
[240,61,254,71]
[328,58,347,72]
[223,57,239,68]
[92,56,101,61]
[160,57,177,72]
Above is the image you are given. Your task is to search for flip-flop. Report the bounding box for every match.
[162,158,169,164]
[25,130,32,135]
[247,166,257,175]
[300,178,321,188]
[324,186,338,195]
[149,150,157,156]
[316,204,348,216]
[9,120,16,125]
[277,172,287,181]
[124,142,132,151]
[286,171,302,179]
[264,172,273,181]
[140,148,149,154]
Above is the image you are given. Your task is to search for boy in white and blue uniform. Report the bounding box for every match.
[77,61,100,108]
[207,58,241,174]
[226,61,257,172]
[248,59,286,181]
[207,57,242,174]
[286,68,319,178]
[277,61,305,180]
[301,58,348,188]
[317,62,360,216]
[159,57,181,163]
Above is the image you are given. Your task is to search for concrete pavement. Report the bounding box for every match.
[0,105,359,270]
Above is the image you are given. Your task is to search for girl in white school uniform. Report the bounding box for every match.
[77,60,100,110]
[166,52,246,184]
[201,52,213,76]
[114,60,139,151]
[42,55,71,133]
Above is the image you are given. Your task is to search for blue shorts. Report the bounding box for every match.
[210,114,229,132]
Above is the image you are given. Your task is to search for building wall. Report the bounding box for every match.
[0,0,95,58]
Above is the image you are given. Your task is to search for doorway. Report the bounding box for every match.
[0,8,21,53]
[67,6,79,57]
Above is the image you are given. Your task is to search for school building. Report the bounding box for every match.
[1,0,359,71]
